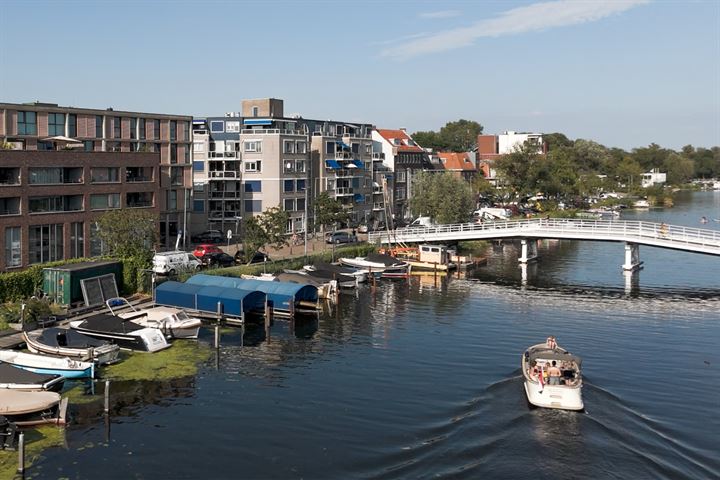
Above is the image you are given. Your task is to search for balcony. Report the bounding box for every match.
[373,203,385,211]
[0,168,20,185]
[335,187,354,196]
[208,151,240,159]
[208,171,239,179]
[372,152,385,161]
[240,129,304,136]
[208,191,241,199]
[0,197,21,216]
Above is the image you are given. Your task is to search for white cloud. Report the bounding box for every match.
[419,10,460,19]
[381,0,650,59]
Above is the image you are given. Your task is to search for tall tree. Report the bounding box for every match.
[242,216,269,258]
[256,206,290,250]
[95,209,158,260]
[438,119,483,152]
[409,172,474,224]
[494,141,544,196]
[412,131,447,151]
[663,152,695,184]
[313,192,350,232]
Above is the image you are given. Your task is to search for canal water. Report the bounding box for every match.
[36,191,720,479]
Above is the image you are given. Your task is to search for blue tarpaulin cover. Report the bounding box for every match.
[185,275,318,311]
[155,281,266,317]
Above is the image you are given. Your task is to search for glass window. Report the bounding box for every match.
[90,193,120,210]
[0,198,20,216]
[90,167,119,183]
[139,118,146,140]
[0,168,20,185]
[193,200,204,213]
[193,142,205,152]
[29,167,62,184]
[84,140,94,151]
[244,160,261,172]
[167,190,177,210]
[184,146,190,163]
[283,140,295,154]
[184,121,190,141]
[252,106,259,117]
[210,121,224,133]
[114,117,121,138]
[283,180,295,192]
[29,224,63,264]
[48,113,65,136]
[171,167,183,185]
[29,195,83,213]
[297,198,305,212]
[95,115,104,138]
[296,142,306,154]
[351,143,360,154]
[283,160,295,173]
[296,179,306,191]
[130,118,137,139]
[243,140,261,153]
[170,120,177,141]
[68,114,77,137]
[326,141,335,154]
[225,121,240,133]
[296,160,306,173]
[126,192,153,207]
[193,161,204,172]
[69,222,84,259]
[5,226,21,267]
[154,119,161,139]
[244,200,261,212]
[18,111,37,135]
[89,222,103,256]
[244,181,262,193]
[283,198,295,211]
[170,144,177,163]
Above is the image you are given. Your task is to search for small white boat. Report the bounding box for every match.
[106,298,202,339]
[23,328,120,365]
[0,390,68,426]
[633,199,650,209]
[0,350,94,379]
[0,363,65,391]
[522,341,583,411]
[70,313,171,352]
[339,253,410,278]
[240,274,277,281]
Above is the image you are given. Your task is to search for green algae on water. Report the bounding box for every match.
[101,340,212,382]
[0,425,65,480]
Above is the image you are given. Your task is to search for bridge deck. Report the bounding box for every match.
[369,219,720,256]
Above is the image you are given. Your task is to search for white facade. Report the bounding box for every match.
[641,168,667,188]
[371,131,396,171]
[497,131,543,154]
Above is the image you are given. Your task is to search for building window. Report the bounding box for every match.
[283,179,295,193]
[252,106,259,117]
[114,117,121,138]
[4,227,21,267]
[130,118,137,139]
[193,161,204,172]
[154,119,161,139]
[193,200,204,213]
[193,142,204,152]
[126,192,153,208]
[68,114,77,137]
[90,193,120,210]
[107,142,121,152]
[283,160,295,173]
[0,198,20,216]
[244,200,261,212]
[351,143,360,154]
[90,167,119,183]
[139,118,146,140]
[84,140,94,151]
[69,222,84,259]
[29,167,83,185]
[29,195,83,213]
[17,111,37,135]
[170,144,177,163]
[244,160,261,172]
[326,141,335,154]
[184,146,190,163]
[296,141,306,154]
[193,182,205,192]
[95,115,104,138]
[296,160,306,173]
[154,143,161,153]
[296,179,306,191]
[225,121,240,133]
[29,224,64,264]
[48,113,65,136]
[243,140,261,153]
[283,198,295,211]
[167,190,177,210]
[297,198,305,211]
[89,222,103,256]
[283,140,295,154]
[365,144,371,154]
[244,180,261,193]
[170,120,177,141]
[396,171,406,182]
[0,168,20,185]
[171,167,183,185]
[210,121,224,133]
[126,166,153,182]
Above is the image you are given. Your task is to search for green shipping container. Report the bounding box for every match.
[42,261,123,306]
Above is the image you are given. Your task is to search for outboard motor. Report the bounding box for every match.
[57,331,68,347]
[0,416,18,450]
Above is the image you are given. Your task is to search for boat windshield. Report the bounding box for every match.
[174,311,190,321]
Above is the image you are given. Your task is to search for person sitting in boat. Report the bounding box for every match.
[528,360,539,379]
[548,361,562,385]
[546,336,557,349]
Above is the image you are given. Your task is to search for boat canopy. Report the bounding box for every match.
[185,274,318,311]
[155,281,266,317]
[527,349,582,366]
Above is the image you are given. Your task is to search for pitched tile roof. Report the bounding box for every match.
[438,152,476,171]
[375,128,425,153]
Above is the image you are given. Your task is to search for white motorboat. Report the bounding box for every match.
[0,390,68,426]
[521,342,583,411]
[69,313,171,352]
[304,262,368,284]
[633,199,650,209]
[339,253,410,278]
[0,350,94,379]
[23,328,120,365]
[106,298,202,339]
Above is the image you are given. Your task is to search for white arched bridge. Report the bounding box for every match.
[368,219,720,271]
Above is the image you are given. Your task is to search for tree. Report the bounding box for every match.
[242,216,268,258]
[257,206,290,250]
[409,172,474,224]
[494,141,544,196]
[614,157,644,189]
[470,173,495,197]
[313,192,350,232]
[543,132,573,151]
[412,119,483,153]
[95,209,158,260]
[663,152,695,185]
[412,131,447,151]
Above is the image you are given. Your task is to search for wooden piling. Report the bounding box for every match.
[104,379,110,414]
[215,302,222,349]
[17,432,24,474]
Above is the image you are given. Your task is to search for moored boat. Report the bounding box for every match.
[0,350,94,379]
[69,313,171,352]
[106,298,202,339]
[339,253,410,278]
[23,328,120,365]
[521,340,583,411]
[0,390,68,426]
[276,272,338,300]
[305,262,368,284]
[0,363,65,392]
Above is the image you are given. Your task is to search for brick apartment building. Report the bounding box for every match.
[0,101,192,271]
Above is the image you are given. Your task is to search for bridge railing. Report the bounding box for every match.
[369,219,720,248]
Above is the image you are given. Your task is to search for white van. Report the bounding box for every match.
[409,216,436,228]
[152,251,201,276]
[473,207,512,220]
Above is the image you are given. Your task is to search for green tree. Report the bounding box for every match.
[438,119,483,152]
[242,216,268,259]
[95,209,158,260]
[313,192,350,232]
[614,157,644,189]
[543,132,573,151]
[409,172,474,224]
[663,152,695,185]
[470,172,495,197]
[257,206,290,250]
[494,141,544,196]
[412,130,447,151]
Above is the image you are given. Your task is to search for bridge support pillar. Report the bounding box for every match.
[518,239,538,264]
[622,242,642,271]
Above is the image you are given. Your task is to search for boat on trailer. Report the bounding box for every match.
[69,313,171,352]
[0,390,68,426]
[0,350,94,379]
[23,327,120,365]
[106,298,202,339]
[0,363,65,391]
[522,342,583,411]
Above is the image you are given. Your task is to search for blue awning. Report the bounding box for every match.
[325,159,341,169]
[352,159,364,169]
[335,139,350,149]
[243,119,272,126]
[354,194,365,202]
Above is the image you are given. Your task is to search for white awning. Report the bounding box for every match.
[41,136,82,143]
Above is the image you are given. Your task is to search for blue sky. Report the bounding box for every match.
[1,0,718,150]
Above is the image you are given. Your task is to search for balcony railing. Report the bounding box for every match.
[240,129,304,135]
[335,187,354,196]
[373,203,384,211]
[208,151,240,159]
[0,209,21,216]
[208,171,239,178]
[126,176,153,183]
[208,191,241,199]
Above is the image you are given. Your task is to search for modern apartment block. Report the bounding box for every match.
[372,128,434,220]
[0,101,193,270]
[476,131,545,185]
[191,98,374,236]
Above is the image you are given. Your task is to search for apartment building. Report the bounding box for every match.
[476,131,546,185]
[372,128,434,220]
[437,152,477,182]
[0,102,193,250]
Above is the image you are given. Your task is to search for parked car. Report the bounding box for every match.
[200,252,236,268]
[193,244,223,258]
[191,230,224,244]
[233,251,271,265]
[152,251,201,276]
[326,231,357,244]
